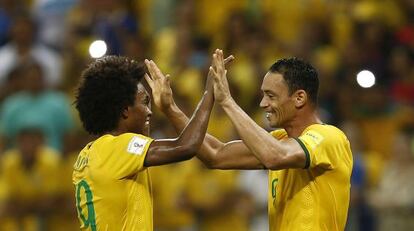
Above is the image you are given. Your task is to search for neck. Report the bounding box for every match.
[16,43,31,54]
[284,110,322,138]
[21,152,36,170]
[105,126,145,137]
[105,122,129,137]
[107,131,124,136]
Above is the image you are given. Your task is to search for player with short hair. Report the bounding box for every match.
[146,49,353,230]
[72,55,216,230]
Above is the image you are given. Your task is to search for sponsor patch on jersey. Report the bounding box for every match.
[302,131,324,149]
[127,136,149,155]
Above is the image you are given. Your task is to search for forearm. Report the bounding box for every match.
[162,100,264,169]
[162,103,188,134]
[162,96,226,162]
[220,98,286,167]
[176,90,214,151]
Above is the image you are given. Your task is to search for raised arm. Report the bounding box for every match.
[145,58,264,170]
[210,49,306,170]
[142,59,214,167]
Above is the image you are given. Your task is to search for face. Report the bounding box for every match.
[22,65,44,93]
[259,72,297,128]
[12,18,34,46]
[126,83,152,135]
[17,130,44,159]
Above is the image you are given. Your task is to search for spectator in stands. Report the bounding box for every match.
[0,60,74,152]
[0,13,62,88]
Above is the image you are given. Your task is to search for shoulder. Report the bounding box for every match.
[118,133,153,154]
[32,44,61,59]
[0,93,31,117]
[43,90,67,99]
[303,124,347,142]
[39,147,61,166]
[1,93,30,107]
[0,43,15,55]
[96,133,153,155]
[298,124,350,152]
[39,91,70,105]
[1,150,20,167]
[114,133,153,145]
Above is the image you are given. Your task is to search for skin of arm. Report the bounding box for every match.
[143,60,214,167]
[210,49,306,170]
[145,58,265,170]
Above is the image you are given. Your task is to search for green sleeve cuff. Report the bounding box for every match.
[294,138,310,169]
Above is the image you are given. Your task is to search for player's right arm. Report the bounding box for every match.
[143,60,214,167]
[145,59,265,170]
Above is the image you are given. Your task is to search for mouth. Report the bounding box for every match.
[265,112,273,119]
[145,116,151,125]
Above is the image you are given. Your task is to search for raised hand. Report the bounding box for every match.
[144,59,174,112]
[210,49,233,105]
[207,54,234,92]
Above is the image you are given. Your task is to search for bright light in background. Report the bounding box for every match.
[356,70,376,88]
[89,40,107,58]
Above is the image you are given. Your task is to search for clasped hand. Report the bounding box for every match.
[145,49,234,111]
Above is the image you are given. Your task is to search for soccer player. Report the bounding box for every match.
[146,49,353,230]
[72,56,215,230]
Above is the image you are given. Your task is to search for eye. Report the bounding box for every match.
[266,93,275,99]
[143,96,150,105]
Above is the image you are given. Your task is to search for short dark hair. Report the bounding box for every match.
[269,58,319,105]
[75,56,146,135]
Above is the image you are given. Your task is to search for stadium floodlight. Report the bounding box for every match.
[89,40,107,58]
[356,70,375,88]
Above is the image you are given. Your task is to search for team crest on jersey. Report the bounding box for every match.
[127,136,148,155]
[272,178,278,199]
[271,178,279,209]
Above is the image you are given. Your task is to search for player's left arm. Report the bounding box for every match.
[210,49,306,170]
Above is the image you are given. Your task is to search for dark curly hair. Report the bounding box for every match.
[75,56,146,135]
[269,58,319,105]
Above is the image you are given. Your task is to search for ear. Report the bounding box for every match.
[294,90,307,108]
[121,107,129,119]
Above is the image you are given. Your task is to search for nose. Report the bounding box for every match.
[260,97,268,109]
[147,107,152,117]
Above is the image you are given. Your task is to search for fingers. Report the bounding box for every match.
[144,59,156,79]
[144,74,154,89]
[152,60,164,80]
[223,55,235,65]
[165,74,171,85]
[217,49,224,64]
[144,59,163,80]
[208,53,234,79]
[214,50,225,77]
[209,66,217,77]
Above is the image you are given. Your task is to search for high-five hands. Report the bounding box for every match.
[144,59,174,112]
[145,52,234,111]
[210,49,234,105]
[207,53,234,92]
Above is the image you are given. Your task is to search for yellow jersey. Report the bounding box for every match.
[1,146,61,201]
[268,124,352,231]
[72,133,153,231]
[0,146,61,230]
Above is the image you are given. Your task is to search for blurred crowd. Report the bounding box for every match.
[0,0,413,230]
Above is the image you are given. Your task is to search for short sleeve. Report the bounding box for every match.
[108,133,153,179]
[270,129,288,140]
[295,129,336,170]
